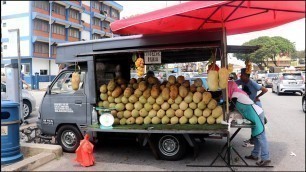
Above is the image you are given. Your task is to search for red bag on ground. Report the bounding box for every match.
[74,134,95,167]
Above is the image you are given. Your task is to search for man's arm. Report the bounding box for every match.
[251,80,268,102]
[255,86,268,102]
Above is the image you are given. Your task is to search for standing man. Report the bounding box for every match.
[21,65,30,89]
[236,68,268,147]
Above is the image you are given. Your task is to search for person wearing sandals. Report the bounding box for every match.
[235,68,268,147]
[228,81,271,166]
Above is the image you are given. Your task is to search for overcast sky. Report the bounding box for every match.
[117,1,305,51]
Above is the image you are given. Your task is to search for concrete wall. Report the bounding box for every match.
[81,30,90,41]
[1,1,30,15]
[32,58,58,75]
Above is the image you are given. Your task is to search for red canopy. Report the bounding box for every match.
[111,1,305,35]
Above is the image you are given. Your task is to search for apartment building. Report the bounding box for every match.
[1,1,123,85]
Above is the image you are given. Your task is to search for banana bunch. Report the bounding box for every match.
[245,59,252,74]
[135,57,144,77]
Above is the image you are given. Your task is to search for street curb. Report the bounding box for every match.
[1,143,62,171]
[2,152,55,172]
[20,143,62,158]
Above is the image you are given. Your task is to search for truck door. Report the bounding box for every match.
[40,70,87,135]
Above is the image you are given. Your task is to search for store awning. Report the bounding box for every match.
[111,1,305,35]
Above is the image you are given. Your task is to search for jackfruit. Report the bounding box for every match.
[207,99,217,110]
[138,81,147,91]
[143,88,151,99]
[135,116,144,124]
[100,93,108,101]
[189,116,198,124]
[161,102,170,111]
[193,92,202,103]
[177,76,185,84]
[108,96,115,103]
[115,103,125,111]
[128,95,138,103]
[184,92,193,103]
[162,116,170,124]
[189,102,197,110]
[171,103,179,110]
[139,108,148,117]
[208,70,219,91]
[179,116,188,124]
[134,89,143,98]
[179,86,188,98]
[194,78,203,87]
[170,85,179,100]
[152,103,161,111]
[148,110,157,118]
[203,108,211,117]
[71,72,80,91]
[162,87,170,100]
[198,116,206,124]
[125,103,134,111]
[102,101,109,108]
[175,109,184,118]
[124,87,133,98]
[147,96,156,105]
[157,109,165,118]
[166,109,175,118]
[207,116,216,124]
[168,75,176,84]
[126,117,135,125]
[202,92,212,104]
[144,103,153,112]
[170,116,179,124]
[107,79,116,91]
[144,116,151,124]
[175,96,183,104]
[151,85,160,99]
[194,108,203,117]
[184,108,193,119]
[156,96,165,105]
[123,110,132,118]
[139,96,147,104]
[152,117,161,124]
[179,101,188,111]
[99,84,107,93]
[212,106,223,118]
[132,109,139,118]
[218,68,229,89]
[120,118,126,125]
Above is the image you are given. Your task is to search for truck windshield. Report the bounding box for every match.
[51,72,85,94]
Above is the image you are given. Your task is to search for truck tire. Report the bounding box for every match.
[154,134,187,161]
[57,125,83,153]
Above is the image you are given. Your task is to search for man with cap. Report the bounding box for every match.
[235,68,268,147]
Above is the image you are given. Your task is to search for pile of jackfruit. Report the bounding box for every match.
[98,75,223,125]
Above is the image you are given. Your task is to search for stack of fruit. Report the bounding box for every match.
[135,57,144,77]
[98,75,223,125]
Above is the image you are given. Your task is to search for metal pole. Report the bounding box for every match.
[49,1,52,82]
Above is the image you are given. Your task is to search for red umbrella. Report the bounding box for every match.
[111,1,305,35]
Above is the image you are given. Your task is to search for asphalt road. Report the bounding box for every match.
[29,89,305,171]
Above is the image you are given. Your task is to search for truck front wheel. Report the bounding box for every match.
[154,134,187,161]
[57,125,82,153]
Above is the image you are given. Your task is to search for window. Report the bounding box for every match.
[3,23,6,27]
[102,4,110,16]
[93,17,100,26]
[33,1,49,11]
[111,9,119,19]
[34,42,49,54]
[93,1,100,10]
[52,24,65,35]
[52,46,57,55]
[22,63,31,76]
[102,21,110,29]
[53,3,65,16]
[69,9,80,20]
[34,19,49,32]
[51,71,85,94]
[92,34,101,40]
[40,70,48,75]
[69,28,79,38]
[4,45,7,49]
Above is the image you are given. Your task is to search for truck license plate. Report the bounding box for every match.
[1,126,8,136]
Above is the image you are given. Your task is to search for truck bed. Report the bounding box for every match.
[87,124,228,134]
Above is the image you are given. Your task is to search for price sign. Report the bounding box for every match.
[144,51,161,64]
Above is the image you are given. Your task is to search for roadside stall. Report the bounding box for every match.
[37,1,304,172]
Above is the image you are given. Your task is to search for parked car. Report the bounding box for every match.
[1,82,36,119]
[302,92,306,113]
[254,70,268,84]
[261,73,278,87]
[271,72,305,96]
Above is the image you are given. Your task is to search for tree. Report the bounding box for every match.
[292,50,305,60]
[234,36,296,70]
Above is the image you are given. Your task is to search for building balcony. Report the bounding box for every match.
[33,30,49,37]
[103,27,111,33]
[82,4,90,12]
[101,1,123,12]
[68,36,79,42]
[32,36,67,45]
[92,25,101,30]
[70,1,80,5]
[33,7,49,15]
[83,22,90,28]
[92,29,106,37]
[52,13,66,20]
[105,16,115,23]
[92,8,100,14]
[52,33,66,40]
[68,17,80,24]
[93,12,106,20]
[33,52,49,58]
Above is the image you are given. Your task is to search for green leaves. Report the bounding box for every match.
[234,36,296,68]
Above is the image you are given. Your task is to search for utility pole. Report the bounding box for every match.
[49,1,53,82]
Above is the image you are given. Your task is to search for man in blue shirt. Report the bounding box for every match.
[236,68,268,147]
